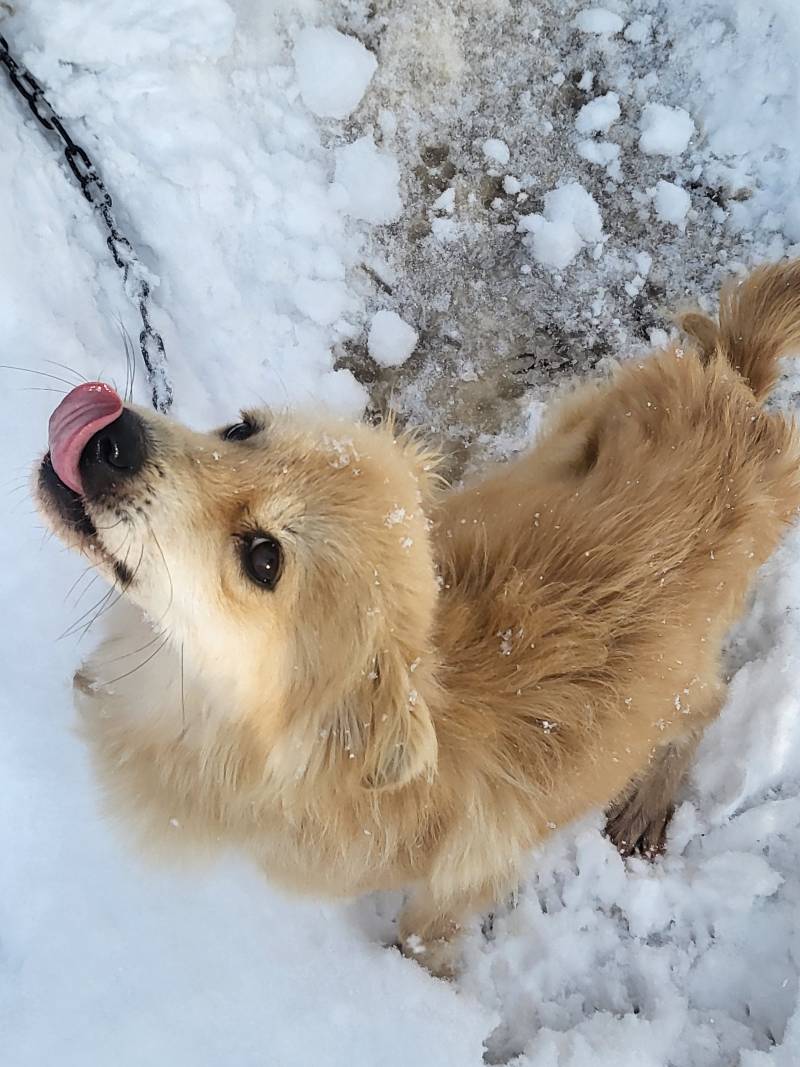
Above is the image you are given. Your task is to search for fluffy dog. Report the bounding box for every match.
[36,261,800,976]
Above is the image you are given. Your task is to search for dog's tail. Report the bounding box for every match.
[679,260,800,402]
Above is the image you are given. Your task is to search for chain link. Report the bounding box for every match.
[0,32,173,413]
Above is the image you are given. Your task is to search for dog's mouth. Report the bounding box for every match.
[37,382,147,587]
[38,451,98,540]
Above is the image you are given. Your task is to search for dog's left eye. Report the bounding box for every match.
[242,534,282,589]
[223,420,256,442]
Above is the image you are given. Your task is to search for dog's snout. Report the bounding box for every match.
[80,409,147,496]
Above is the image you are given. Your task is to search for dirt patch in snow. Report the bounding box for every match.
[330,0,773,476]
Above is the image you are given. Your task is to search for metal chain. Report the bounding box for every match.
[0,32,173,413]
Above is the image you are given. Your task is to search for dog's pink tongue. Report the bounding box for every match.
[48,382,123,494]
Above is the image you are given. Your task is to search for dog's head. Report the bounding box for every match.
[37,384,441,791]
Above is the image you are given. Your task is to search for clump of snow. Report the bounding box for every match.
[574,7,625,35]
[432,187,455,214]
[335,136,403,224]
[652,180,691,227]
[639,102,696,156]
[519,182,603,270]
[482,138,510,166]
[624,17,651,43]
[575,91,621,135]
[293,27,377,121]
[368,310,419,367]
[577,139,621,166]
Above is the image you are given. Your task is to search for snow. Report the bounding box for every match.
[577,139,621,167]
[4,0,800,1064]
[574,7,625,35]
[653,0,800,241]
[334,135,403,224]
[625,17,652,43]
[519,182,603,270]
[482,137,510,166]
[653,180,692,228]
[368,309,419,367]
[574,91,621,135]
[432,186,456,213]
[639,102,696,157]
[293,27,377,120]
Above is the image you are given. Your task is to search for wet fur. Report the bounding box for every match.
[40,261,800,976]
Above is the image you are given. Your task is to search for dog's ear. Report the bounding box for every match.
[359,646,438,791]
[377,416,446,507]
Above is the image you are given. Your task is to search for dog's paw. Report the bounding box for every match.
[399,932,459,980]
[605,795,673,859]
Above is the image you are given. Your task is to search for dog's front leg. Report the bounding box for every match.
[397,883,496,978]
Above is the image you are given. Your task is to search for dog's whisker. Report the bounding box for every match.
[94,515,130,533]
[63,562,101,605]
[43,359,87,384]
[58,533,136,640]
[19,386,70,396]
[93,627,168,667]
[72,572,102,609]
[94,631,172,690]
[180,641,186,735]
[0,364,82,388]
[59,584,116,641]
[148,524,175,620]
[75,542,145,642]
[117,322,136,403]
[59,588,115,641]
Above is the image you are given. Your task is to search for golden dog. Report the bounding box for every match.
[36,261,800,976]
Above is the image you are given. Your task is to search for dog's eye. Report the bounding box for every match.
[242,534,282,589]
[223,421,256,442]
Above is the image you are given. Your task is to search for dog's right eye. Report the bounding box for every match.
[222,421,256,442]
[241,534,282,590]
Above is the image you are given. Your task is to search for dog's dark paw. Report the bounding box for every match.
[605,799,674,860]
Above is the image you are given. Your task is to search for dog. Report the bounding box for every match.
[36,260,800,977]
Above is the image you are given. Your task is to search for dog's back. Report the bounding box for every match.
[433,261,800,861]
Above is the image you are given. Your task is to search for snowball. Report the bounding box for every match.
[334,137,402,224]
[519,182,603,270]
[368,309,418,367]
[639,103,695,156]
[293,28,377,120]
[653,179,691,226]
[544,183,603,241]
[574,8,625,34]
[577,139,620,166]
[482,138,510,166]
[624,17,651,42]
[575,92,621,135]
[523,218,585,270]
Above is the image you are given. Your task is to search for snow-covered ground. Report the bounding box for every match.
[2,1,800,1064]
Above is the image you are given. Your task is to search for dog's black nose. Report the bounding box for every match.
[79,408,147,497]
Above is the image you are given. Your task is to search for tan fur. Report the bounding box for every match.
[37,261,800,976]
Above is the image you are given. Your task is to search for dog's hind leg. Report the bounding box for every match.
[605,731,702,858]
